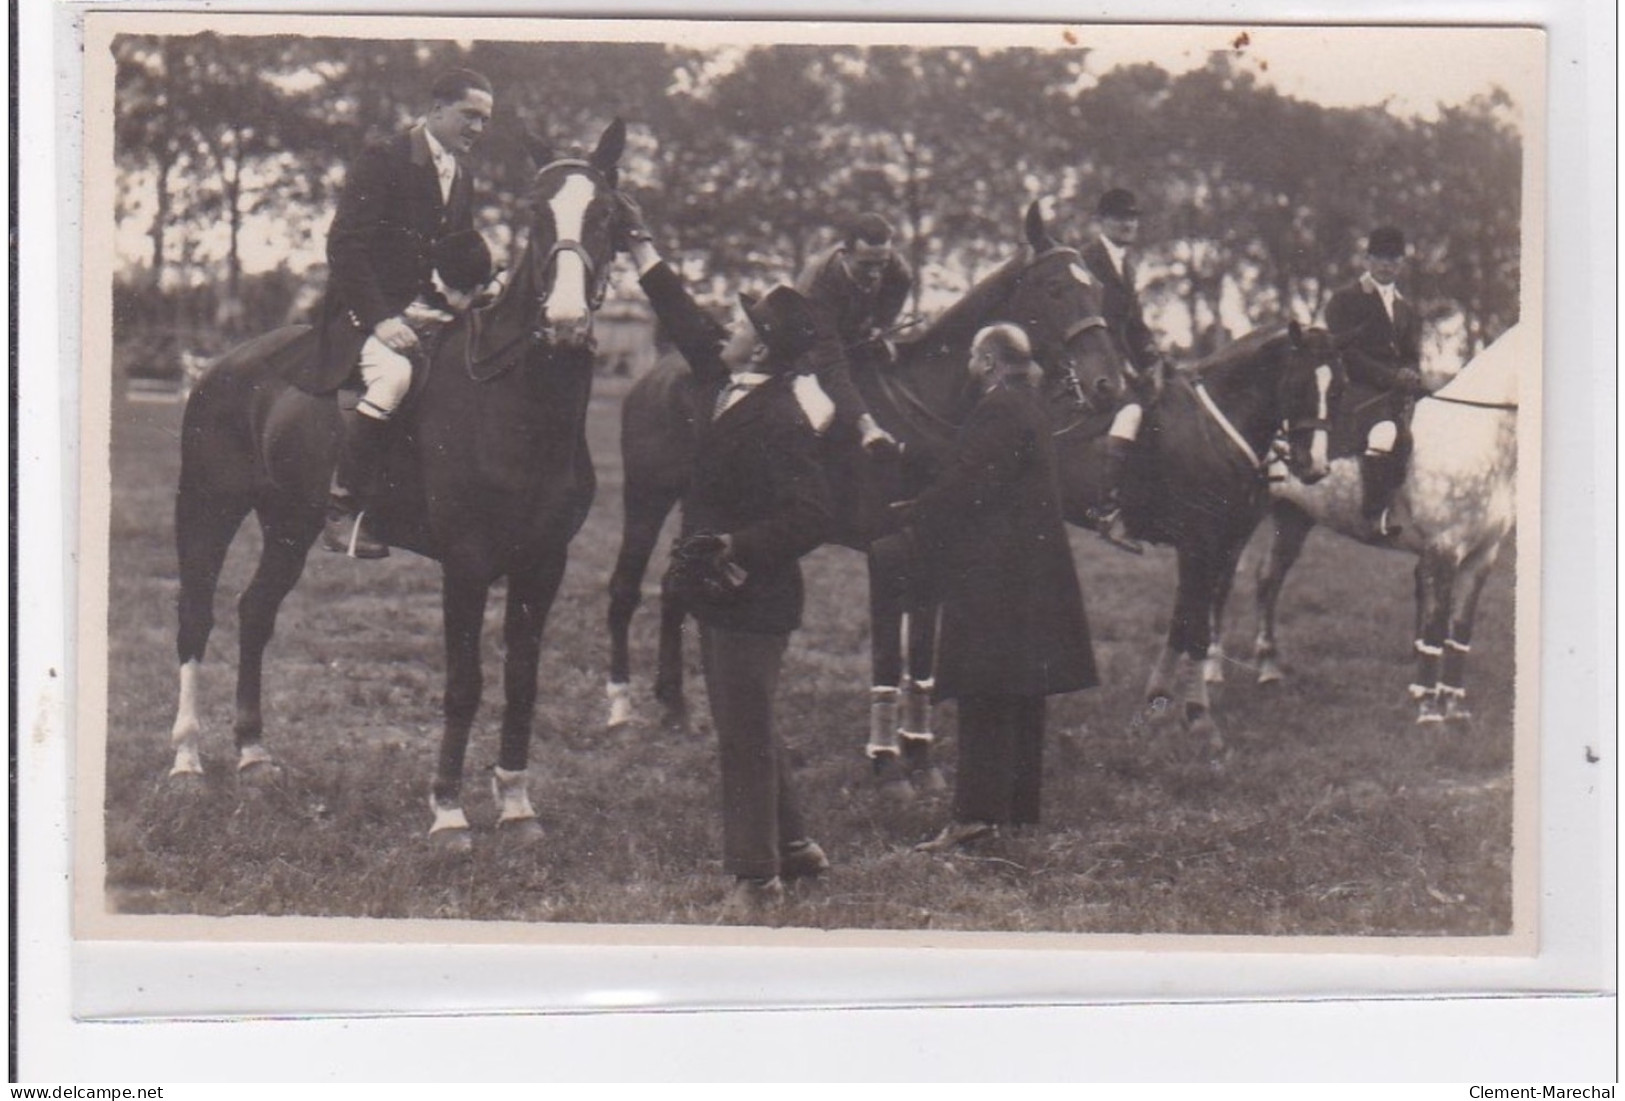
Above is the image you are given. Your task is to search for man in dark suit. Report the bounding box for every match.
[296,68,496,559]
[616,194,835,922]
[893,323,1099,852]
[1079,186,1165,555]
[1323,225,1427,541]
[794,213,913,456]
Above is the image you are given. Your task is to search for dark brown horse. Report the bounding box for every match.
[1051,322,1346,748]
[605,203,1126,788]
[168,121,627,851]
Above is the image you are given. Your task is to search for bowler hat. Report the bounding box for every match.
[1367,226,1407,259]
[740,285,821,366]
[432,229,494,292]
[1097,188,1142,219]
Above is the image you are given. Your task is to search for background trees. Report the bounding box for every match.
[110,33,1523,369]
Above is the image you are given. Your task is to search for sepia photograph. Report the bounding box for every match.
[77,13,1544,951]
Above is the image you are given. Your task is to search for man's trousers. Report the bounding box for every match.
[699,623,807,879]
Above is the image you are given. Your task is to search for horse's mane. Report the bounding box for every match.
[910,251,1031,351]
[1188,322,1291,375]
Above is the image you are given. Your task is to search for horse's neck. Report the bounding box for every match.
[1195,351,1284,449]
[1433,327,1522,407]
[892,333,976,419]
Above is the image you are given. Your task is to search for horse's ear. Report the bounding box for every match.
[526,130,556,172]
[1288,319,1305,348]
[591,117,627,173]
[1024,201,1051,250]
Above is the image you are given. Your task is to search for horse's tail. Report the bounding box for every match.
[620,349,698,500]
[178,326,314,499]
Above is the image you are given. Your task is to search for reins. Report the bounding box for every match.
[1423,392,1519,412]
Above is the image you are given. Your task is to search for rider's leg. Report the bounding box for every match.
[1086,402,1145,554]
[1359,419,1406,541]
[322,338,409,559]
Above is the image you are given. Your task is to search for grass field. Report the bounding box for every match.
[100,380,1517,936]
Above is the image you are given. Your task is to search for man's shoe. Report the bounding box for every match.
[719,876,785,924]
[1090,506,1145,555]
[914,820,998,854]
[780,839,830,880]
[321,500,389,559]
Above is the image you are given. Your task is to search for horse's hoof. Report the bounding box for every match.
[496,816,545,846]
[429,827,474,855]
[169,746,205,779]
[1202,659,1226,685]
[1187,713,1224,754]
[871,754,916,802]
[912,766,948,793]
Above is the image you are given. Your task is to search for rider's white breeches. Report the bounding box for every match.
[357,337,412,421]
[1110,402,1144,442]
[1366,419,1398,454]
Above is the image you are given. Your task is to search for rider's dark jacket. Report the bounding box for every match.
[296,124,479,394]
[1324,272,1423,439]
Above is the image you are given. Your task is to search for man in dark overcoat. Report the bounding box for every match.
[616,195,835,921]
[294,68,496,558]
[1079,186,1165,554]
[895,323,1099,851]
[1323,225,1428,541]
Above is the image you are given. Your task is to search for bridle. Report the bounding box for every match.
[525,158,614,324]
[464,158,613,382]
[1022,245,1114,410]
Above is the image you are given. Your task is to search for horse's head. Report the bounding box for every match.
[1275,321,1345,484]
[516,118,626,349]
[994,202,1124,413]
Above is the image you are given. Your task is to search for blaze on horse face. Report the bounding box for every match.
[1277,321,1344,484]
[1015,202,1123,412]
[524,118,626,348]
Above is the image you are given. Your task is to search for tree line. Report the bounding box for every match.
[113,33,1522,363]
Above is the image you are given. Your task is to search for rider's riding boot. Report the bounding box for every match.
[1358,449,1406,542]
[322,410,391,559]
[1084,435,1145,555]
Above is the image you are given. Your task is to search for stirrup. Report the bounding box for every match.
[1091,508,1144,555]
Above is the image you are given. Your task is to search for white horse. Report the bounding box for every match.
[1208,322,1524,724]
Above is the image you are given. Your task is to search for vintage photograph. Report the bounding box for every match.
[80,14,1541,943]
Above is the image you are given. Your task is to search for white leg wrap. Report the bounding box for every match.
[1202,643,1226,684]
[900,677,935,740]
[169,661,205,777]
[606,680,634,728]
[491,767,538,823]
[867,688,900,757]
[428,794,472,835]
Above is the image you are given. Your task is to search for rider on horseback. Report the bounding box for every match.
[795,213,911,455]
[306,68,502,559]
[1079,187,1168,555]
[1323,225,1429,542]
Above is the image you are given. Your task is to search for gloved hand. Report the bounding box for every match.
[612,191,652,253]
[1396,367,1428,396]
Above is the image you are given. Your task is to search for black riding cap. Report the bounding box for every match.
[739,285,821,366]
[1367,226,1407,259]
[1097,187,1142,219]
